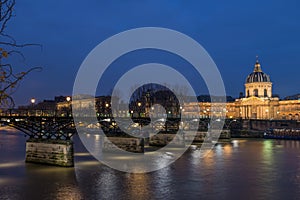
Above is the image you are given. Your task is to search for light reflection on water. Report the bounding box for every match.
[1,132,300,199]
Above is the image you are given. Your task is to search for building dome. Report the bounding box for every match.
[246,72,271,83]
[246,60,271,83]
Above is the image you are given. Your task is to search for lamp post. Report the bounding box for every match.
[130,110,134,117]
[105,103,110,117]
[137,102,142,117]
[112,122,117,134]
[31,98,36,105]
[66,96,71,117]
[137,102,142,136]
[30,98,36,116]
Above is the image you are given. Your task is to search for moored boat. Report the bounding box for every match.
[264,128,300,140]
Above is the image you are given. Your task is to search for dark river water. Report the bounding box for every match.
[1,129,300,200]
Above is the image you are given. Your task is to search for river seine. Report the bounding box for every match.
[1,129,300,200]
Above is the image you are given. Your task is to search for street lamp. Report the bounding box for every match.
[31,98,36,105]
[30,98,36,116]
[137,102,143,134]
[137,102,142,117]
[66,96,71,117]
[105,103,110,117]
[112,122,117,134]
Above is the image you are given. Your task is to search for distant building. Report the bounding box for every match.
[55,59,300,120]
[235,58,300,120]
[284,94,300,100]
[56,95,119,117]
[185,58,300,120]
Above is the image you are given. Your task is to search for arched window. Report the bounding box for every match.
[253,89,258,97]
[264,89,268,97]
[247,90,250,97]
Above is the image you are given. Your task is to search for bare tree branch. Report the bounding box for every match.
[0,0,43,108]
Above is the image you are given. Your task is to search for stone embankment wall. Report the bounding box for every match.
[243,119,300,131]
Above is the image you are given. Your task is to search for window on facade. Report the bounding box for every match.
[264,89,268,97]
[253,89,258,97]
[247,90,250,97]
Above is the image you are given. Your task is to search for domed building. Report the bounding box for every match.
[245,59,272,98]
[234,58,280,119]
[179,57,300,120]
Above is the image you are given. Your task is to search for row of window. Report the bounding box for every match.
[247,89,268,97]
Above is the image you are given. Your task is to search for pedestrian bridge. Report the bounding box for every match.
[0,109,239,167]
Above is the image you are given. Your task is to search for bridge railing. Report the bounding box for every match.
[0,108,71,117]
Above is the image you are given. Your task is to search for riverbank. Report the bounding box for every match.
[0,126,18,132]
[231,129,264,138]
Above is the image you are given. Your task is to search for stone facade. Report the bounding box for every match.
[184,59,300,120]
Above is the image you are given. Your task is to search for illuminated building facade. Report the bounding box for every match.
[184,58,300,120]
[56,58,300,120]
[234,58,280,119]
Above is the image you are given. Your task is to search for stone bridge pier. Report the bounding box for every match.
[25,138,74,167]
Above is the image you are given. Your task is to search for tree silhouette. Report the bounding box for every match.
[0,0,41,108]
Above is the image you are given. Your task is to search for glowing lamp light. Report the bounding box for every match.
[30,98,36,104]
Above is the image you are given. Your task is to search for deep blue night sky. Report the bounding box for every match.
[7,0,300,105]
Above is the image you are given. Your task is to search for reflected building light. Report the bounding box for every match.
[75,161,100,167]
[223,145,232,155]
[232,140,239,148]
[0,161,23,169]
[215,144,223,156]
[126,173,150,200]
[262,140,274,164]
[95,134,100,141]
[74,152,91,157]
[55,185,82,200]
